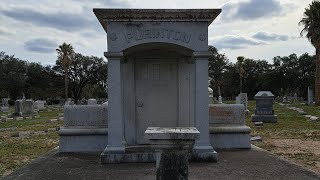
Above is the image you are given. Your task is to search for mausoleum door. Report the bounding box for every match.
[135,59,178,144]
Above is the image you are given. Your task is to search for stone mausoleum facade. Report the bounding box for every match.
[59,9,251,163]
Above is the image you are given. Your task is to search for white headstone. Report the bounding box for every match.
[293,93,298,103]
[88,99,97,105]
[308,87,314,105]
[35,100,45,110]
[1,98,9,112]
[218,96,223,104]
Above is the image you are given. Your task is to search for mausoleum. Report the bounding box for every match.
[94,9,222,163]
[59,8,251,164]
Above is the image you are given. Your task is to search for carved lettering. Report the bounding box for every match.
[124,28,192,44]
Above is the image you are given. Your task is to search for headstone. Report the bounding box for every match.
[65,99,74,106]
[236,96,240,104]
[251,136,262,142]
[254,121,263,127]
[13,100,23,116]
[22,99,34,116]
[251,91,277,123]
[218,96,223,104]
[235,93,248,113]
[1,98,9,112]
[308,86,314,105]
[208,87,214,104]
[282,96,287,104]
[88,98,97,105]
[35,100,45,110]
[310,116,319,121]
[293,93,298,103]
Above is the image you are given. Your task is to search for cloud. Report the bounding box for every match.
[211,35,266,50]
[74,0,131,7]
[0,28,11,36]
[252,32,289,41]
[222,0,283,21]
[1,8,95,32]
[24,38,57,53]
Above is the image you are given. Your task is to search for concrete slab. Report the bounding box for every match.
[3,146,320,180]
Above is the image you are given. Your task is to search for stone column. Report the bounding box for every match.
[192,51,217,161]
[103,52,125,153]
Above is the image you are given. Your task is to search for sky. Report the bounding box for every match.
[0,0,315,65]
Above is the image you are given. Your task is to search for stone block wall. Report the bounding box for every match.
[59,104,108,152]
[209,104,251,149]
[63,105,108,128]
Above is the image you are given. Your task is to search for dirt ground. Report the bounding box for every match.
[263,138,320,173]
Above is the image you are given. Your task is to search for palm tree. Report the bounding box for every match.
[236,56,245,94]
[299,1,320,104]
[56,42,74,100]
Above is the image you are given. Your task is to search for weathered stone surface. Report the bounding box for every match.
[145,127,200,140]
[63,105,108,127]
[23,116,32,120]
[145,127,199,180]
[310,116,319,121]
[1,116,8,122]
[251,136,262,142]
[236,93,248,111]
[15,117,23,121]
[47,119,58,123]
[59,104,108,153]
[209,104,251,149]
[95,8,221,163]
[209,104,245,126]
[254,122,263,126]
[157,151,188,180]
[35,100,45,110]
[252,115,277,123]
[22,99,34,116]
[252,91,277,123]
[48,128,57,132]
[218,96,223,104]
[1,98,9,112]
[308,86,314,105]
[87,99,97,105]
[297,110,307,115]
[0,127,17,132]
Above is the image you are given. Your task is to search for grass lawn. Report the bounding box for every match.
[246,101,320,173]
[0,107,63,177]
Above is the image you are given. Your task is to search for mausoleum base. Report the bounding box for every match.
[100,146,156,163]
[59,128,108,152]
[190,150,218,162]
[209,126,251,149]
[100,145,219,163]
[251,115,278,123]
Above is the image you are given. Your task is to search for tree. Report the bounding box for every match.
[208,46,229,97]
[0,52,27,99]
[56,43,74,100]
[299,1,320,104]
[236,56,245,93]
[53,53,107,103]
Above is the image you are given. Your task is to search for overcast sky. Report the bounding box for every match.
[0,0,315,65]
